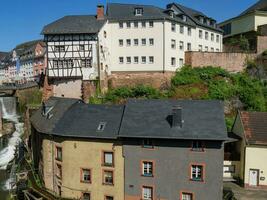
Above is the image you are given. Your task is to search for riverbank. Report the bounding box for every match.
[0,122,15,138]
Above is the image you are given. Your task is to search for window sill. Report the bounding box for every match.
[103,182,114,186]
[80,180,91,184]
[102,164,114,168]
[142,174,154,177]
[190,178,204,182]
[55,158,62,162]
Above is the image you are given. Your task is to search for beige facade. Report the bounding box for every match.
[42,138,124,199]
[220,12,267,37]
[244,146,267,188]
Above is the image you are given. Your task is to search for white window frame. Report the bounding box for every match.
[149,38,154,46]
[143,161,153,176]
[180,25,184,34]
[141,56,146,64]
[171,23,176,32]
[142,39,146,46]
[171,57,176,67]
[119,39,123,46]
[134,56,139,64]
[143,186,153,200]
[179,41,184,50]
[126,57,131,64]
[134,39,139,46]
[119,57,124,64]
[126,39,131,46]
[149,56,154,64]
[171,39,176,49]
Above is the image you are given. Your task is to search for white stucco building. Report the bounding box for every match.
[42,3,223,98]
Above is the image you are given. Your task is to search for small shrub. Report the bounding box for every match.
[171,66,201,86]
[208,80,235,100]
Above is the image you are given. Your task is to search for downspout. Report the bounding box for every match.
[51,136,55,194]
[163,21,166,73]
[96,35,101,93]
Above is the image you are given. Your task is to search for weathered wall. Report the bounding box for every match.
[42,76,54,101]
[82,81,97,103]
[53,79,82,99]
[108,72,174,90]
[185,51,256,72]
[257,36,267,54]
[123,139,224,200]
[40,137,124,199]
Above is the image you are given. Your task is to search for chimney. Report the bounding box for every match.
[172,106,183,128]
[97,5,105,20]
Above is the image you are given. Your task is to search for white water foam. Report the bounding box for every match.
[0,98,24,170]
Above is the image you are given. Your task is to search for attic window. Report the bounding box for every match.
[182,15,187,22]
[42,102,54,119]
[135,8,143,16]
[97,122,106,132]
[169,11,174,18]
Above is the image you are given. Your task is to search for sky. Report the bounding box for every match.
[0,0,257,52]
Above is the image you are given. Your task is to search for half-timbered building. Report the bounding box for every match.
[42,6,106,98]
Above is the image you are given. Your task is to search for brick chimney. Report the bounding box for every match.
[97,5,105,20]
[172,106,183,128]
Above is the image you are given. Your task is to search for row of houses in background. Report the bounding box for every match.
[0,40,47,84]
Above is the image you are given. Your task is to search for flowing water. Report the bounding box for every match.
[0,97,24,199]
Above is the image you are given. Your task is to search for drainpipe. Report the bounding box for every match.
[96,35,101,93]
[51,136,55,194]
[163,21,166,73]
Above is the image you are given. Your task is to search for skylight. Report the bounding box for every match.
[97,122,107,132]
[135,8,143,16]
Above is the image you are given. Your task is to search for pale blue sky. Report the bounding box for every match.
[0,0,257,51]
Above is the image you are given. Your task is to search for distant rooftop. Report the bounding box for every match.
[239,0,267,16]
[239,111,267,145]
[42,15,106,35]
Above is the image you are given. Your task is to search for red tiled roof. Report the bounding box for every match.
[240,111,267,145]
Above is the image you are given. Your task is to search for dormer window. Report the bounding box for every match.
[135,8,143,16]
[199,17,204,23]
[170,11,174,18]
[97,122,106,132]
[182,15,187,22]
[206,19,210,26]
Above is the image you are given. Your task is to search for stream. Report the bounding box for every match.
[0,97,24,200]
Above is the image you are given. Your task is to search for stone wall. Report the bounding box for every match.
[185,36,267,73]
[257,36,267,54]
[185,52,257,72]
[82,81,97,103]
[42,76,98,102]
[108,71,174,90]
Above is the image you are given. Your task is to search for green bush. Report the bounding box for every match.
[208,80,235,100]
[171,66,201,86]
[232,73,266,111]
[104,85,162,103]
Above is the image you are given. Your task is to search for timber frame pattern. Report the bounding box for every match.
[45,34,98,79]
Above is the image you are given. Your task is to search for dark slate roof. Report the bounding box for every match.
[42,15,106,35]
[53,103,124,139]
[31,98,227,141]
[119,99,227,140]
[107,3,221,32]
[239,111,267,145]
[30,97,79,134]
[240,0,267,16]
[107,3,168,21]
[172,3,222,32]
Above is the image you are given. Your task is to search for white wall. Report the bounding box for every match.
[103,19,223,73]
